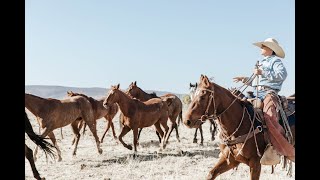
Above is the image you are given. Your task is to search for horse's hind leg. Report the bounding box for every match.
[85,120,102,154]
[137,128,143,141]
[166,115,180,143]
[133,128,139,152]
[174,120,180,142]
[206,155,240,180]
[211,120,216,141]
[119,125,132,150]
[46,131,62,161]
[34,128,59,161]
[70,121,81,156]
[26,144,43,180]
[60,127,63,139]
[159,118,170,149]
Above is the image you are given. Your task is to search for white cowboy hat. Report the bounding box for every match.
[253,38,285,58]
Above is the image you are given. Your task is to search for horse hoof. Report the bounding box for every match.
[193,139,197,143]
[200,143,204,146]
[206,173,213,180]
[58,157,62,162]
[211,137,215,141]
[98,149,103,154]
[127,145,132,150]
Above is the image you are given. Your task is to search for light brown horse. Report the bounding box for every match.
[25,93,102,161]
[26,112,56,180]
[190,82,217,145]
[103,84,171,152]
[67,91,119,143]
[184,75,269,180]
[126,81,183,143]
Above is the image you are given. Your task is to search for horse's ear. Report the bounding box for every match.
[116,84,120,89]
[195,83,198,88]
[134,81,137,86]
[203,76,210,87]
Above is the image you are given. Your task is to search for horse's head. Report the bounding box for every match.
[126,81,141,98]
[103,84,120,110]
[184,75,216,128]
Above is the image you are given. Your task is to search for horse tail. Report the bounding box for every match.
[25,112,56,159]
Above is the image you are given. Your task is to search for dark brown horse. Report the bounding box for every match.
[25,112,56,180]
[126,81,183,143]
[184,75,284,179]
[103,84,171,152]
[67,91,119,143]
[25,93,102,161]
[189,82,217,145]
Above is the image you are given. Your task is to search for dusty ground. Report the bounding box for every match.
[25,105,295,180]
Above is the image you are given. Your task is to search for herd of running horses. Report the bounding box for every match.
[25,75,295,180]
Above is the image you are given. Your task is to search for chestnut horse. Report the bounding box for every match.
[103,84,171,152]
[126,81,183,143]
[26,112,56,180]
[189,82,217,145]
[185,75,270,179]
[66,91,119,143]
[25,93,102,161]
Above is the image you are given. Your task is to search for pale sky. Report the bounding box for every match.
[25,1,295,96]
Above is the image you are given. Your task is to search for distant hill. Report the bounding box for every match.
[25,85,186,100]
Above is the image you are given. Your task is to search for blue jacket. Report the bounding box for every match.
[258,55,287,91]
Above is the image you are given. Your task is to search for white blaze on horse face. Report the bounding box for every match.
[194,88,201,99]
[189,87,197,101]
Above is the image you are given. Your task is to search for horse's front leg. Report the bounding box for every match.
[249,158,262,180]
[199,125,204,146]
[119,125,132,150]
[193,128,198,143]
[206,154,240,180]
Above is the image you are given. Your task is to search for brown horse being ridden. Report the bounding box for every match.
[103,84,172,152]
[66,91,119,143]
[25,93,102,162]
[126,81,183,143]
[25,112,56,180]
[228,87,295,175]
[189,82,217,145]
[184,75,294,180]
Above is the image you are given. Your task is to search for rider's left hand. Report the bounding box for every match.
[253,68,262,75]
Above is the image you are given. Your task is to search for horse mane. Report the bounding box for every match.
[150,92,158,98]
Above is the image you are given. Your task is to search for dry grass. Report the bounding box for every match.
[25,105,294,180]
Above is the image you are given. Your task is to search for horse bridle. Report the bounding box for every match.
[195,85,263,157]
[196,85,241,122]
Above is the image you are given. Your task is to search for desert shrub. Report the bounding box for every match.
[183,95,191,105]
